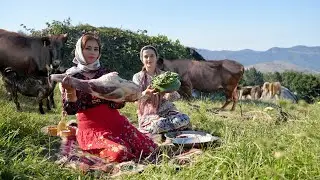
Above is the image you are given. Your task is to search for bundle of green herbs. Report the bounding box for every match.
[151,71,181,92]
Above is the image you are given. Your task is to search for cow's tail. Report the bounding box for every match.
[234,65,245,91]
[229,65,244,100]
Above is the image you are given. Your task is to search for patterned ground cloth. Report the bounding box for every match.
[54,136,150,178]
[43,125,203,178]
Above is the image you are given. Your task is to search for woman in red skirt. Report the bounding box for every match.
[60,32,157,163]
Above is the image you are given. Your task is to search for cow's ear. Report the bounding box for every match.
[62,33,68,42]
[41,37,51,47]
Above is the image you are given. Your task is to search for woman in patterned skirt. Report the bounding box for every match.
[60,33,157,163]
[132,45,191,135]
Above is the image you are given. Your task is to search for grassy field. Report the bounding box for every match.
[0,81,319,180]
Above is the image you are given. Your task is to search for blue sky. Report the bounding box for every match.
[0,0,319,51]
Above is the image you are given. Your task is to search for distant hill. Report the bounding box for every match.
[193,45,320,74]
[245,61,320,74]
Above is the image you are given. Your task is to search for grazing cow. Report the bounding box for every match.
[0,29,68,76]
[260,81,282,101]
[251,85,263,100]
[260,82,272,100]
[157,58,244,111]
[271,82,281,100]
[238,86,253,100]
[238,85,262,100]
[1,66,56,114]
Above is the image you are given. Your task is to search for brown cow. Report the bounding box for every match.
[250,85,262,100]
[260,82,272,100]
[260,81,282,100]
[157,58,244,111]
[238,85,262,100]
[0,29,68,76]
[271,81,281,100]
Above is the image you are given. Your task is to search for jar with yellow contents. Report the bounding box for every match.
[57,111,72,137]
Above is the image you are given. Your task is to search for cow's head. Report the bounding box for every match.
[46,33,68,66]
[41,36,51,47]
[156,57,173,72]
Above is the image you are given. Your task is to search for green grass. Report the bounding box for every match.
[0,81,320,180]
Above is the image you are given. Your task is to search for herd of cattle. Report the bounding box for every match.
[0,28,294,114]
[238,81,282,101]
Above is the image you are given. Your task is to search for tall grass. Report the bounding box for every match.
[0,81,319,179]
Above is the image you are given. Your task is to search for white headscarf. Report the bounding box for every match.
[66,36,101,75]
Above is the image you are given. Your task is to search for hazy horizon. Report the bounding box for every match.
[1,0,319,51]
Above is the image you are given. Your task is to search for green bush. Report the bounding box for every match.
[21,18,193,79]
[21,18,319,103]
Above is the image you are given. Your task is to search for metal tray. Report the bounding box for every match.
[164,130,220,147]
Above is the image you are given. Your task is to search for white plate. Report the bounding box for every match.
[165,130,220,145]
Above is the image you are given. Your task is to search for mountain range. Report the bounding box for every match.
[194,45,320,74]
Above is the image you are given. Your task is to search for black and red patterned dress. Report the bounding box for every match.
[62,67,157,163]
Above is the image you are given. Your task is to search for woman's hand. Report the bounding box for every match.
[144,85,168,96]
[61,83,73,91]
[144,85,155,95]
[61,83,77,102]
[61,76,74,91]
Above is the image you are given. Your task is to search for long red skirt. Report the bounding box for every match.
[76,104,158,163]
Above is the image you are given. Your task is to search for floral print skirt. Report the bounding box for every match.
[76,104,158,163]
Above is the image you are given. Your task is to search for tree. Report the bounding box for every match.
[274,72,282,82]
[281,70,320,103]
[241,67,264,86]
[262,71,282,83]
